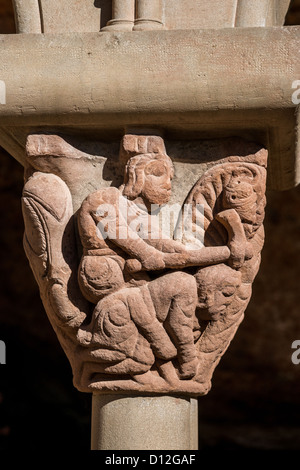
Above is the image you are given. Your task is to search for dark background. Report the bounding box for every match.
[0,0,300,451]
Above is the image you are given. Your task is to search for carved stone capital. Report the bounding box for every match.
[22,133,267,396]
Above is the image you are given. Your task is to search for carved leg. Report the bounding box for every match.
[147,272,198,379]
[127,288,177,360]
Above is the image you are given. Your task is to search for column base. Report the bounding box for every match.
[91,394,198,450]
[101,20,134,32]
[133,20,164,31]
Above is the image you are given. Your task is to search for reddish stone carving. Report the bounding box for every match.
[22,134,267,396]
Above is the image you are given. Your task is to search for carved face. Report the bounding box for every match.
[222,170,265,236]
[123,153,174,206]
[195,264,241,321]
[141,157,173,206]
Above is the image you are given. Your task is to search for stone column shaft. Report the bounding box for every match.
[13,0,42,33]
[133,0,163,31]
[235,0,271,26]
[102,0,135,31]
[91,395,198,450]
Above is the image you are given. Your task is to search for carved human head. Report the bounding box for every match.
[121,134,174,206]
[195,264,242,321]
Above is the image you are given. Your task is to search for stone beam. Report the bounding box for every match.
[0,28,297,121]
[0,27,298,190]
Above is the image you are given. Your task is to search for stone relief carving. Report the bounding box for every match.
[22,133,267,396]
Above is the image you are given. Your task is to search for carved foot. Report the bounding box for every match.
[179,358,199,380]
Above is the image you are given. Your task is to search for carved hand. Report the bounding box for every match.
[216,209,251,269]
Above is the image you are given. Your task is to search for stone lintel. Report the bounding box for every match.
[0,27,299,190]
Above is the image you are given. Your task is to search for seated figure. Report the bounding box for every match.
[77,135,246,380]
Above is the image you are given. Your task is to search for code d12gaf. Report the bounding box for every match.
[105,454,197,466]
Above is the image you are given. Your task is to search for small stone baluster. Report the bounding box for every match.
[101,0,135,31]
[133,0,164,31]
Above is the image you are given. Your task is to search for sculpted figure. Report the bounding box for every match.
[181,151,267,390]
[21,133,267,395]
[76,135,246,381]
[195,264,242,323]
